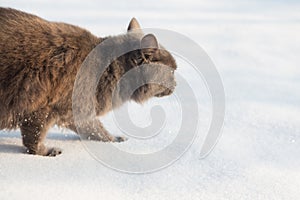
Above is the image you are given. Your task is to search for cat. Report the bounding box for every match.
[0,7,177,156]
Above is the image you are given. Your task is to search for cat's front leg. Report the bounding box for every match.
[20,109,62,156]
[66,120,126,142]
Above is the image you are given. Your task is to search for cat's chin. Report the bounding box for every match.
[132,98,147,105]
[155,88,174,98]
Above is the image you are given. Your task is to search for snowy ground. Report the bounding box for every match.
[1,0,300,199]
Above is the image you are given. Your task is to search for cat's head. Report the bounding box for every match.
[125,18,177,103]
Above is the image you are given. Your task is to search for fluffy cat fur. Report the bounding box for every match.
[0,7,177,156]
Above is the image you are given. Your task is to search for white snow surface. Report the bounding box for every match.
[0,0,300,199]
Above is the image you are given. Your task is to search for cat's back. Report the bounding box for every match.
[0,7,36,25]
[0,7,53,41]
[0,7,98,54]
[0,8,100,128]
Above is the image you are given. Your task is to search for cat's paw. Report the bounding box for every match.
[25,145,62,157]
[113,136,127,143]
[46,148,62,157]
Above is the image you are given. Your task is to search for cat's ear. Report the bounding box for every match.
[127,17,141,31]
[141,34,159,49]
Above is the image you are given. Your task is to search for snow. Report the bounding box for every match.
[1,0,300,199]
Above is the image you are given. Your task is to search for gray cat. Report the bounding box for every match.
[0,7,177,156]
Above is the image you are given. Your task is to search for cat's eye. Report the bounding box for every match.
[144,53,152,60]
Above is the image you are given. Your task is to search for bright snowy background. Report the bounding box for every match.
[0,0,300,199]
